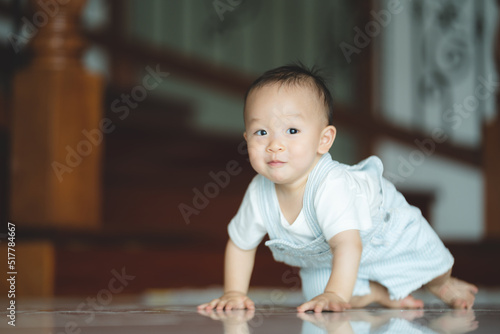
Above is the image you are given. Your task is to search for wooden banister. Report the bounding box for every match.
[86,31,255,97]
[84,31,481,168]
[10,0,103,229]
[2,0,482,168]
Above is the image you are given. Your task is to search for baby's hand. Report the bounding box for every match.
[197,308,255,324]
[297,291,351,313]
[197,291,255,311]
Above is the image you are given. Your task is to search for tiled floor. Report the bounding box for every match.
[2,288,500,333]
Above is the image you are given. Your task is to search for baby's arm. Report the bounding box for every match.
[297,229,362,313]
[198,238,256,310]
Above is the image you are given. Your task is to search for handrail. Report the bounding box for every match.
[1,2,483,168]
[87,32,255,97]
[92,32,481,168]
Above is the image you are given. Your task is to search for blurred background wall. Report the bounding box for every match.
[0,0,499,297]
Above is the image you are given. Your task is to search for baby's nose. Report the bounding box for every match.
[266,139,285,152]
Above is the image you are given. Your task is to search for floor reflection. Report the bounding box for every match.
[198,308,478,334]
[3,294,498,334]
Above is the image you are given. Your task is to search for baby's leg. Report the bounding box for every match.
[425,269,478,309]
[350,281,424,309]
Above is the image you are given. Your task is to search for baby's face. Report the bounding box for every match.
[244,84,334,187]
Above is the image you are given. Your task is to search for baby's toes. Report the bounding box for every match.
[453,299,468,309]
[465,291,476,308]
[453,294,475,309]
[401,295,424,309]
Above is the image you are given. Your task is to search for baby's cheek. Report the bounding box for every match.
[247,143,263,156]
[246,148,260,165]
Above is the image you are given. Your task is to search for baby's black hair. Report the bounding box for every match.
[244,62,334,125]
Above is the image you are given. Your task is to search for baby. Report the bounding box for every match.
[198,64,478,313]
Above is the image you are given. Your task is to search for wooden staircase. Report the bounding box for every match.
[1,0,499,297]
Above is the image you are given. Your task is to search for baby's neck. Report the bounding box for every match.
[274,174,308,197]
[275,181,306,225]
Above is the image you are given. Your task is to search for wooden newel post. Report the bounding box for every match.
[10,0,102,230]
[484,1,500,240]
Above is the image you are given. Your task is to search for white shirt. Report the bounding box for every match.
[228,167,381,250]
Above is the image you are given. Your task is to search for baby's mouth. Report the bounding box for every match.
[268,160,286,167]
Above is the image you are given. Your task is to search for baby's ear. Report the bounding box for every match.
[243,132,248,141]
[318,126,336,154]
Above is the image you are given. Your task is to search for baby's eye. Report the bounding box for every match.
[286,128,299,134]
[255,130,267,136]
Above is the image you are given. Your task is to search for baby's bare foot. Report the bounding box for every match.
[356,282,425,309]
[380,295,424,309]
[430,277,478,309]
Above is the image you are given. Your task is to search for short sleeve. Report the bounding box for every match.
[227,175,268,250]
[315,170,373,242]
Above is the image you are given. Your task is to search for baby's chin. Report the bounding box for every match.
[262,172,293,185]
[258,171,284,183]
